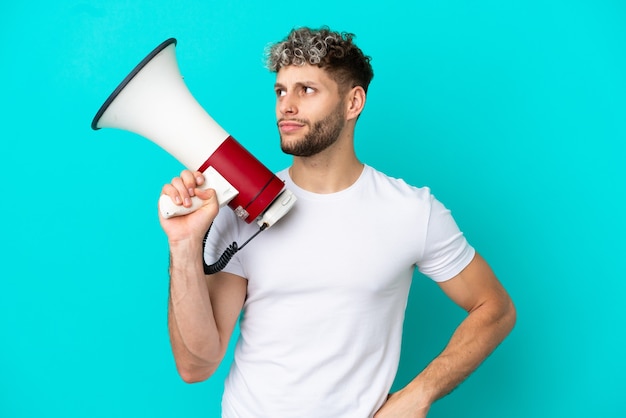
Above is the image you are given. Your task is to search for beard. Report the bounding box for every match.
[279,104,346,157]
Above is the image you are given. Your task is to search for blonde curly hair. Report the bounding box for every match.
[265,26,374,93]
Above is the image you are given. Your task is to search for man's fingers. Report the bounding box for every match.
[193,171,205,187]
[195,187,216,202]
[180,170,198,197]
[161,171,208,209]
[171,176,193,207]
[161,183,183,205]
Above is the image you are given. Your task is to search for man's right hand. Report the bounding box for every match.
[158,170,220,244]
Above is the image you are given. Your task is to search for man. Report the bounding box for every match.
[160,27,516,417]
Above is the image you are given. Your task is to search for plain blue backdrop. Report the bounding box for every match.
[1,1,624,417]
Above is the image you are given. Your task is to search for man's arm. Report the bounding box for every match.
[160,170,247,383]
[167,247,247,383]
[376,252,516,417]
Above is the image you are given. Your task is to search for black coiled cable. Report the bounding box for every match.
[204,241,238,275]
[202,222,268,275]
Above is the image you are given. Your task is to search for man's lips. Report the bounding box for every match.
[278,120,306,133]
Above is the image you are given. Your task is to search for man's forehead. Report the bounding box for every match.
[275,64,335,86]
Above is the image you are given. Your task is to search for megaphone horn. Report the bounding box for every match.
[92,38,295,227]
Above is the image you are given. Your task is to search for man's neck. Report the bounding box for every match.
[289,148,364,194]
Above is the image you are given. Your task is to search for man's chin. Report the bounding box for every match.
[280,136,303,154]
[280,145,300,156]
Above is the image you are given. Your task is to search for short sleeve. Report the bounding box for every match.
[416,196,475,282]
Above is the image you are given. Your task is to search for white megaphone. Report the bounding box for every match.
[92,38,296,228]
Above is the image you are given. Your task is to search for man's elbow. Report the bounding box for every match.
[176,363,218,384]
[500,295,517,336]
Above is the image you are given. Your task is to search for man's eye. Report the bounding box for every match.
[276,89,286,97]
[304,86,315,94]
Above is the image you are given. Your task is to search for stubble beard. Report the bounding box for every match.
[279,104,346,157]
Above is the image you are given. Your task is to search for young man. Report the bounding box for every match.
[160,27,516,417]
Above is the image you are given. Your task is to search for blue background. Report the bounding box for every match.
[1,1,624,417]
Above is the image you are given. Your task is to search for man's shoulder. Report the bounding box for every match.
[364,165,433,201]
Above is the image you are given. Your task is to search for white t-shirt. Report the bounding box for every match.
[204,165,475,418]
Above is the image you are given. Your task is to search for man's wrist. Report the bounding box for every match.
[168,236,203,252]
[401,376,436,411]
[168,238,205,274]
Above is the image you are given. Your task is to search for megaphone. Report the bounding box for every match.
[91,38,296,228]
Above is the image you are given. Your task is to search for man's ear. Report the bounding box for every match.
[345,86,366,121]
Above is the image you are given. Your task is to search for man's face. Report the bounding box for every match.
[274,64,346,157]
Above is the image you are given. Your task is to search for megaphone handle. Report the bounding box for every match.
[159,166,239,219]
[159,194,206,218]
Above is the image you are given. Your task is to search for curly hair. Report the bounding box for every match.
[265,26,374,93]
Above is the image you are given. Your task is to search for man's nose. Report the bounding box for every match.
[279,94,298,115]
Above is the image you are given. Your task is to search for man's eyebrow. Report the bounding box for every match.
[274,81,320,89]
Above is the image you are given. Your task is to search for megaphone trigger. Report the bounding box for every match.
[159,166,239,219]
